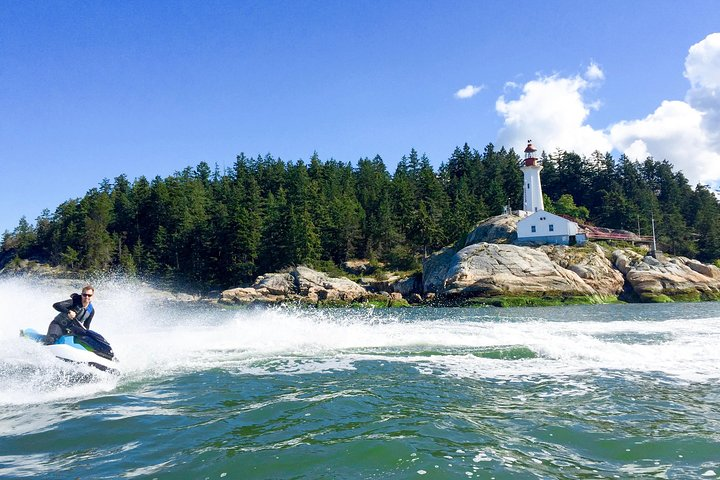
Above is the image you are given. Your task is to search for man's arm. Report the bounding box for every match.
[52,298,74,314]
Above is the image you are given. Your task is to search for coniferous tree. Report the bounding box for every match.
[259,189,292,272]
[6,216,36,257]
[415,154,449,252]
[80,188,114,271]
[391,156,417,246]
[693,185,720,262]
[356,155,395,258]
[289,204,321,264]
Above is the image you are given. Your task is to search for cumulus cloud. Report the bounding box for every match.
[495,68,611,157]
[609,100,720,184]
[455,84,485,99]
[609,33,720,186]
[685,32,720,147]
[685,32,720,89]
[494,33,720,187]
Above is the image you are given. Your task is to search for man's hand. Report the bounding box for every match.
[67,310,77,320]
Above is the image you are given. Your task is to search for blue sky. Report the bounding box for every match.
[2,1,720,234]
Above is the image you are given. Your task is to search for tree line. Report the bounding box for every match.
[3,144,719,287]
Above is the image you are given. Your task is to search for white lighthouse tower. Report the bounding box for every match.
[520,140,544,213]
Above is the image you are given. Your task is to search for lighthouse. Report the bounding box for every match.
[516,139,586,246]
[520,140,544,213]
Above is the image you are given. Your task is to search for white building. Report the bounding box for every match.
[515,140,586,246]
[516,210,585,245]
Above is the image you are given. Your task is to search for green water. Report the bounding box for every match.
[1,278,720,479]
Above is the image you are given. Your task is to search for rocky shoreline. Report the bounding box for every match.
[4,214,720,307]
[218,243,720,307]
[220,214,720,307]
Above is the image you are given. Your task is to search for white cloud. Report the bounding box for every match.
[609,100,720,185]
[609,33,720,186]
[454,84,484,99]
[685,32,720,147]
[685,32,720,90]
[495,71,611,157]
[494,33,720,187]
[623,139,650,162]
[585,62,604,82]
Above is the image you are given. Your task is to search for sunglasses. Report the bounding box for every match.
[82,293,93,297]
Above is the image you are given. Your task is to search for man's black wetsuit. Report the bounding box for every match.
[44,293,95,344]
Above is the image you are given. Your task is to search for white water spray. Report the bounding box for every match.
[2,275,720,406]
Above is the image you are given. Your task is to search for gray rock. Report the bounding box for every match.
[541,243,624,295]
[392,275,422,296]
[612,250,634,275]
[422,247,458,293]
[464,213,523,246]
[219,266,369,305]
[685,259,720,279]
[254,272,296,295]
[220,286,280,304]
[442,242,595,297]
[293,266,368,302]
[612,249,720,299]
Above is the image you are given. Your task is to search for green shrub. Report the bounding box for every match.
[384,245,420,271]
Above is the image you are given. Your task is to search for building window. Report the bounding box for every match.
[549,224,554,232]
[531,225,536,233]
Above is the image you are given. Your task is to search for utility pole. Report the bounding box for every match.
[651,213,658,257]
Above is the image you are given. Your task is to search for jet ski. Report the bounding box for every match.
[20,328,120,374]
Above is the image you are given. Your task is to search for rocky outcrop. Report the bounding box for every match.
[441,242,595,297]
[218,214,720,306]
[541,243,624,296]
[220,272,296,304]
[612,250,720,301]
[425,241,720,303]
[685,259,720,279]
[463,212,524,246]
[220,266,369,305]
[0,256,71,277]
[224,246,720,306]
[294,266,368,302]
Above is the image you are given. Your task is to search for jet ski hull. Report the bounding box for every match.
[21,328,120,374]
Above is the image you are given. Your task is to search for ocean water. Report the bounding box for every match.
[1,276,719,479]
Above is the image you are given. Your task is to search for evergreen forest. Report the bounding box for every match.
[3,144,720,288]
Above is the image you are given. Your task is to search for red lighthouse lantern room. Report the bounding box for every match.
[524,141,539,167]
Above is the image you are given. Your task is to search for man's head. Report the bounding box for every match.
[81,285,95,307]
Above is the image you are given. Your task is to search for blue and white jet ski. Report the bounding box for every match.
[20,328,120,374]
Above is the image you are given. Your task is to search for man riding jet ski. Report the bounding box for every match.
[46,285,96,344]
[21,285,119,373]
